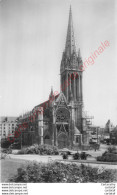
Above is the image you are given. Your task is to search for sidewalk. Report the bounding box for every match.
[57,159,117,165]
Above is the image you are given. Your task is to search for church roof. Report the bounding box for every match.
[33,94,59,111]
[65,6,76,57]
[55,91,67,103]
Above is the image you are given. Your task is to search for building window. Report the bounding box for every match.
[76,136,79,143]
[56,108,70,123]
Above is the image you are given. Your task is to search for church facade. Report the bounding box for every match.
[17,7,89,149]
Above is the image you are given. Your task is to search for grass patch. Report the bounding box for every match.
[1,159,27,182]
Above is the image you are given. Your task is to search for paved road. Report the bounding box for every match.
[9,154,117,170]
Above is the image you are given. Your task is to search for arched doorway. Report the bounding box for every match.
[58,133,68,149]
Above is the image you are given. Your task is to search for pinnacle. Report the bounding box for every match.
[65,6,76,57]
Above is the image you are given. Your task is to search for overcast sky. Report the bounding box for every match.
[0,0,117,126]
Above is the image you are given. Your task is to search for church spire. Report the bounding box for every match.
[65,6,76,57]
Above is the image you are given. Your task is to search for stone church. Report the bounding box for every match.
[17,7,89,149]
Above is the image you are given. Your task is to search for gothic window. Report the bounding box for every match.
[56,108,70,123]
[57,125,61,132]
[76,73,78,100]
[57,124,69,134]
[76,136,79,143]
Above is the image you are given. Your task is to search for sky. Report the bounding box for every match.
[0,0,117,127]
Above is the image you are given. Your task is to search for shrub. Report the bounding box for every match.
[107,146,117,154]
[26,145,39,154]
[2,148,12,154]
[97,146,117,162]
[9,162,117,183]
[97,153,117,162]
[62,153,68,159]
[1,139,11,148]
[73,152,80,160]
[17,144,59,155]
[80,152,87,160]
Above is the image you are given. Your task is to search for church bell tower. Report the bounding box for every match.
[60,6,83,133]
[60,6,83,104]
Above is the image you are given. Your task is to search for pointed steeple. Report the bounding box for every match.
[78,49,82,62]
[50,86,53,96]
[49,86,53,99]
[49,86,54,107]
[65,6,76,57]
